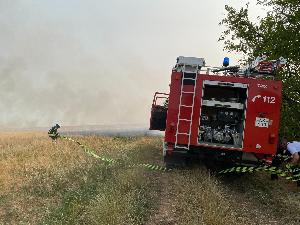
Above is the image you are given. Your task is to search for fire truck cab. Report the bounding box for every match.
[150,56,283,167]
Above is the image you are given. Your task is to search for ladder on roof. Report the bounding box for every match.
[175,65,199,150]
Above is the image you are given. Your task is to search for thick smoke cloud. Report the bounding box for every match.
[0,0,259,128]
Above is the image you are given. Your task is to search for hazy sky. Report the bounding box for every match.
[0,0,264,128]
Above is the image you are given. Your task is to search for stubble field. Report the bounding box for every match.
[1,132,300,225]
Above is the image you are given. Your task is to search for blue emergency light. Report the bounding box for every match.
[223,57,229,67]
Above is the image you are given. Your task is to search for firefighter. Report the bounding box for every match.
[48,124,60,141]
[287,141,300,165]
[270,138,287,180]
[279,137,300,186]
[281,138,300,165]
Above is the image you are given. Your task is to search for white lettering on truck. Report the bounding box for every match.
[258,84,268,89]
[252,95,276,104]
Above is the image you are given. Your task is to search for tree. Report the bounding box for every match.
[219,0,300,139]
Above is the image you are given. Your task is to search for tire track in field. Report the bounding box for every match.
[146,173,180,225]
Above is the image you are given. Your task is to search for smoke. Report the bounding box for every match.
[0,1,167,128]
[0,0,261,128]
[0,54,158,127]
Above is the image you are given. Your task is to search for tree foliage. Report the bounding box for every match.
[220,0,300,138]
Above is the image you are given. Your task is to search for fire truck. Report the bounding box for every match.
[150,56,286,167]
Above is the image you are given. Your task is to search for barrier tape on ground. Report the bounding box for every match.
[49,125,298,181]
[219,164,300,182]
[276,154,292,162]
[48,132,170,172]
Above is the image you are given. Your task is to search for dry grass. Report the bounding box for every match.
[1,132,300,225]
[0,132,162,224]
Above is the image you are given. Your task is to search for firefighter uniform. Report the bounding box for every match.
[48,124,60,140]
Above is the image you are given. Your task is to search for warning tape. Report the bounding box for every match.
[49,126,299,182]
[49,133,170,172]
[276,154,292,162]
[219,163,300,182]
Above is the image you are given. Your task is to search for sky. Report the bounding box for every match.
[0,0,265,128]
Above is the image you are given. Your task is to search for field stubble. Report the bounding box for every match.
[0,132,300,225]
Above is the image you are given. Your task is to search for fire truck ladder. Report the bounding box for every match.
[175,66,199,150]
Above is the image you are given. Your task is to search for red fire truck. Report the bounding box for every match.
[150,56,286,167]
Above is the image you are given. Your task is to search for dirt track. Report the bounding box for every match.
[146,169,300,225]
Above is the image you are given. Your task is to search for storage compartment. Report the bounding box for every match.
[198,80,248,148]
[202,80,247,103]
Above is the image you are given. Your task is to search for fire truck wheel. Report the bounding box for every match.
[164,153,187,169]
